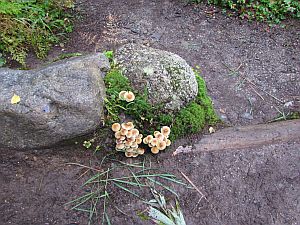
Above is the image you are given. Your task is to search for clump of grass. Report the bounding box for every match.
[0,0,74,66]
[104,66,219,141]
[66,159,190,225]
[189,0,300,24]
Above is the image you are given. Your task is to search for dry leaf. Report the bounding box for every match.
[209,127,215,134]
[11,94,21,104]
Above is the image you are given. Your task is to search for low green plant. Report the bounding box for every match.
[189,0,300,24]
[0,0,74,66]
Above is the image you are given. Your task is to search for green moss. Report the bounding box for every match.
[104,66,219,141]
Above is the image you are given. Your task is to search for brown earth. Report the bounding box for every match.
[1,0,300,225]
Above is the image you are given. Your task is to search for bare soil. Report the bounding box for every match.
[1,0,300,225]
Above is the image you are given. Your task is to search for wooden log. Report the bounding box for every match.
[194,120,300,152]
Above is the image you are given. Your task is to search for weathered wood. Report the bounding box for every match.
[194,120,300,152]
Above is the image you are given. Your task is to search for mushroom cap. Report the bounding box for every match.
[125,152,133,157]
[166,139,171,146]
[131,129,139,137]
[122,122,134,130]
[112,123,121,132]
[157,141,167,150]
[124,91,135,102]
[127,137,136,142]
[137,148,145,155]
[161,126,171,136]
[116,143,125,150]
[136,137,142,144]
[131,143,138,149]
[126,148,134,153]
[156,133,165,141]
[125,140,133,147]
[132,153,139,158]
[115,131,122,139]
[143,137,148,144]
[150,138,158,146]
[154,131,160,136]
[126,130,134,138]
[120,135,126,141]
[119,91,127,100]
[151,147,159,154]
[116,139,123,144]
[146,135,153,143]
[120,128,128,136]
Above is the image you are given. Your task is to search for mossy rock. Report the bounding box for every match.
[115,44,198,112]
[104,65,218,141]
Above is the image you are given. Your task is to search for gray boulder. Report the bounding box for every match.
[115,44,198,111]
[0,53,109,150]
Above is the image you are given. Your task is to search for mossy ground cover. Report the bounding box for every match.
[104,62,219,141]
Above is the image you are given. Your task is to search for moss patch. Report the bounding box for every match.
[104,67,219,140]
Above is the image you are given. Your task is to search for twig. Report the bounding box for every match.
[180,171,207,201]
[66,162,102,172]
[249,85,265,101]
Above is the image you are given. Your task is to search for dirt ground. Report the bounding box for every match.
[1,0,300,225]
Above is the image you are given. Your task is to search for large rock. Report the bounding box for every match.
[115,44,198,111]
[0,53,109,150]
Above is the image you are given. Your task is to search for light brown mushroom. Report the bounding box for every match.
[120,128,128,136]
[157,141,167,151]
[125,152,133,157]
[143,137,148,144]
[156,133,165,141]
[136,137,142,144]
[154,131,160,137]
[115,131,122,139]
[166,139,171,146]
[150,138,158,146]
[111,123,121,132]
[137,148,145,155]
[161,126,171,137]
[151,147,159,154]
[145,135,153,143]
[131,128,139,137]
[119,91,127,100]
[126,130,134,138]
[124,91,135,102]
[116,143,125,150]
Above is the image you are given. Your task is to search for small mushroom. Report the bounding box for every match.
[161,126,171,137]
[124,91,135,102]
[131,128,139,137]
[111,123,121,132]
[120,128,128,136]
[151,147,159,154]
[126,130,134,138]
[157,141,167,151]
[116,139,123,144]
[146,135,153,143]
[131,143,138,149]
[125,140,133,147]
[127,137,135,142]
[156,133,165,141]
[136,137,142,144]
[150,138,158,146]
[125,152,134,157]
[120,135,126,141]
[119,91,127,100]
[116,143,125,150]
[137,148,145,155]
[143,137,148,144]
[126,148,134,153]
[138,134,143,139]
[166,139,171,146]
[132,153,139,157]
[154,131,160,137]
[115,131,122,139]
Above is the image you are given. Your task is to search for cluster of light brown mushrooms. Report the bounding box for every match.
[111,122,171,157]
[143,126,171,154]
[111,122,144,157]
